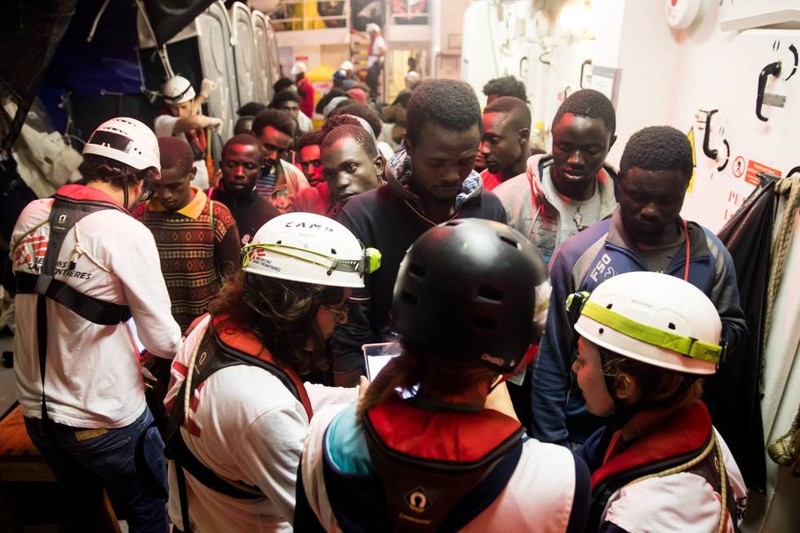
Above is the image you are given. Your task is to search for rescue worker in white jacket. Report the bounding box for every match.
[572,271,747,532]
[296,219,591,532]
[11,117,182,532]
[163,212,379,532]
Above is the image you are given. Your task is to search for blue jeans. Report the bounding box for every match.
[25,407,168,533]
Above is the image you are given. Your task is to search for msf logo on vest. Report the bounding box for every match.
[589,253,616,283]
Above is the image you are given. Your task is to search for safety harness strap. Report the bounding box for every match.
[17,195,131,325]
[25,195,127,432]
[164,328,303,532]
[17,272,131,325]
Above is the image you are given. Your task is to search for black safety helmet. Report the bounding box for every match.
[391,219,546,373]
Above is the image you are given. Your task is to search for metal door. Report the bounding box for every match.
[231,2,256,109]
[196,1,239,140]
[252,10,272,104]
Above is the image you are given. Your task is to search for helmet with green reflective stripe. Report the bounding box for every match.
[574,271,722,375]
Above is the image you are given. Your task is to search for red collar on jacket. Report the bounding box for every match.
[367,399,522,462]
[56,183,127,213]
[591,401,712,489]
[211,315,313,419]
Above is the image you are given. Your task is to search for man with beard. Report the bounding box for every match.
[208,134,280,247]
[251,109,310,213]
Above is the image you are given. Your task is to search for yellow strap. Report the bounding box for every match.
[581,301,721,363]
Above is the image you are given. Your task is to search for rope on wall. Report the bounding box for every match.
[763,174,800,354]
[765,173,800,472]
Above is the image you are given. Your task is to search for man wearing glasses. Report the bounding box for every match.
[250,109,310,213]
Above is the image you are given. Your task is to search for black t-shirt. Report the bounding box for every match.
[210,187,280,246]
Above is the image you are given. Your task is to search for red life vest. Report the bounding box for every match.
[211,315,313,418]
[165,314,312,503]
[589,401,738,531]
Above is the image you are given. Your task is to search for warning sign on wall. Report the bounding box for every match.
[732,156,746,178]
[745,159,782,186]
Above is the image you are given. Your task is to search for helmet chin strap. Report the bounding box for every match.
[598,348,646,429]
[123,184,130,211]
[599,349,698,429]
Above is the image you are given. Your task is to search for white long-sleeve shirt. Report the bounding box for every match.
[165,314,358,532]
[11,184,182,428]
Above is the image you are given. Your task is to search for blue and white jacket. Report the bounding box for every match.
[532,209,747,445]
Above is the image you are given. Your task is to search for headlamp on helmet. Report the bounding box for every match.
[241,213,378,288]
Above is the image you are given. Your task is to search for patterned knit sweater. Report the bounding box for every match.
[133,187,240,333]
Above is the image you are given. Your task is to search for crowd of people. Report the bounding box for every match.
[7,67,749,532]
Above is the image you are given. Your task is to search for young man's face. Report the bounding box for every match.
[572,337,615,417]
[619,166,688,246]
[321,136,383,204]
[234,116,254,135]
[551,113,614,191]
[257,126,293,167]
[169,101,195,119]
[221,143,263,196]
[150,166,195,212]
[405,122,481,203]
[480,111,526,176]
[298,144,324,186]
[279,101,300,120]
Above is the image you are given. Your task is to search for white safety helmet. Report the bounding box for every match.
[162,75,196,105]
[340,60,354,71]
[241,212,380,288]
[82,117,160,171]
[291,61,308,75]
[574,271,722,375]
[365,23,380,34]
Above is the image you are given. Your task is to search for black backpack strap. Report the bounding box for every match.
[359,417,524,532]
[36,294,49,426]
[25,196,126,430]
[439,440,522,532]
[16,196,131,325]
[167,428,262,499]
[17,272,131,325]
[164,326,302,513]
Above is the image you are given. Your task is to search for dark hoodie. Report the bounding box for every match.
[331,150,507,372]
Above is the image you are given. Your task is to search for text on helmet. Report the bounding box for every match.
[285,221,334,232]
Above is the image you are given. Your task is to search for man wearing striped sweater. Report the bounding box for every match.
[134,137,240,428]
